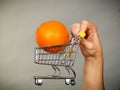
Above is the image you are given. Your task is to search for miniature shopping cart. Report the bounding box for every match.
[34,36,80,86]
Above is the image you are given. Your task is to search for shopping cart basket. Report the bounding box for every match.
[34,36,80,86]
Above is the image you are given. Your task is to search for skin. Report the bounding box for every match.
[70,20,104,90]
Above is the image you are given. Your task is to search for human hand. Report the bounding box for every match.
[70,20,103,59]
[71,20,104,90]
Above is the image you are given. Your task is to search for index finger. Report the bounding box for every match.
[80,20,96,31]
[80,20,97,38]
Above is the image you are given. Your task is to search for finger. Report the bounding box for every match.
[80,20,97,39]
[70,23,80,37]
[80,20,95,31]
[80,20,88,32]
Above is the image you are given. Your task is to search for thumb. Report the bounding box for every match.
[80,38,93,49]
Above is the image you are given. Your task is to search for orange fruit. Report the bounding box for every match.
[35,20,70,53]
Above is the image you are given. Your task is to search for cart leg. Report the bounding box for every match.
[69,67,76,78]
[51,65,61,77]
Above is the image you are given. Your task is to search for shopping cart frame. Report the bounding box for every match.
[33,37,80,86]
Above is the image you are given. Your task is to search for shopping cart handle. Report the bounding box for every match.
[79,31,86,38]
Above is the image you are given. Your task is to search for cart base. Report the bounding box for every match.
[34,76,76,86]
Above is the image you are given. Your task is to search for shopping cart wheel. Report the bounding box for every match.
[65,79,71,85]
[70,79,75,85]
[35,78,43,86]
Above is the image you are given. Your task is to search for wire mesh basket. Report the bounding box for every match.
[34,42,79,66]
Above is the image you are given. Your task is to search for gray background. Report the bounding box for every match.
[0,0,120,90]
